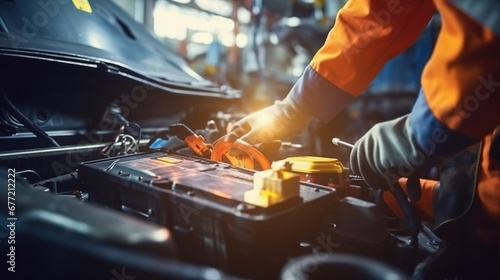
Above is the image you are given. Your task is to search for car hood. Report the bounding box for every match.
[0,0,241,152]
[0,0,239,97]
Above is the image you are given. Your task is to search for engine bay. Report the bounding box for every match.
[0,121,449,279]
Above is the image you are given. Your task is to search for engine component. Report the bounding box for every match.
[331,137,355,150]
[245,160,300,207]
[211,139,271,170]
[168,123,212,158]
[334,197,389,248]
[273,156,352,195]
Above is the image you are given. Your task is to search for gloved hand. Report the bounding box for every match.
[225,95,311,144]
[349,114,442,190]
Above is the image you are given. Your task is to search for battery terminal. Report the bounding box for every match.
[244,161,300,207]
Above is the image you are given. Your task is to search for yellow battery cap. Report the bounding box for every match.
[275,156,345,174]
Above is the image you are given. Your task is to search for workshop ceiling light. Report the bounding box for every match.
[284,17,301,27]
[170,0,191,3]
[269,33,279,45]
[219,32,235,47]
[236,33,248,48]
[153,5,187,39]
[195,0,232,17]
[154,2,234,41]
[218,32,247,48]
[237,7,251,24]
[211,16,235,32]
[191,31,214,45]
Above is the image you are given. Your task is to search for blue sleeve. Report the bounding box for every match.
[410,91,477,156]
[288,66,355,122]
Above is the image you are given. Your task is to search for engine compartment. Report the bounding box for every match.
[1,130,450,279]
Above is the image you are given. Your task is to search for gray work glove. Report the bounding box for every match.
[225,96,311,144]
[349,114,442,190]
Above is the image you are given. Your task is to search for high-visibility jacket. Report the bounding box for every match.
[288,0,500,276]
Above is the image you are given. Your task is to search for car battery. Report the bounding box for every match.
[78,152,337,279]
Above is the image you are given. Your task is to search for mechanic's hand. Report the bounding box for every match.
[349,115,441,190]
[225,96,310,144]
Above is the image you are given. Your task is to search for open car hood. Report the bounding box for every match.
[0,0,239,96]
[0,0,241,152]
